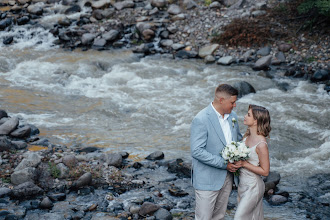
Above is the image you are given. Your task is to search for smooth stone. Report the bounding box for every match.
[198,44,219,58]
[146,151,164,160]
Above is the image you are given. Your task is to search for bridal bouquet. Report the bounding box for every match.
[221,141,251,176]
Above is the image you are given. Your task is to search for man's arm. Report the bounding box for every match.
[190,117,227,169]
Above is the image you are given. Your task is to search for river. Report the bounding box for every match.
[0,26,329,219]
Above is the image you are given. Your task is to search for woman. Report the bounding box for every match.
[234,104,271,220]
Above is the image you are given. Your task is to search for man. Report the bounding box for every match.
[190,84,243,220]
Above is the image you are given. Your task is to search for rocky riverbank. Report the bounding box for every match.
[0,0,329,92]
[1,109,329,220]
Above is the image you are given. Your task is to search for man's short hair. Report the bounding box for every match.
[215,84,238,97]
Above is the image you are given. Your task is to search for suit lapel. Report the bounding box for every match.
[207,104,227,146]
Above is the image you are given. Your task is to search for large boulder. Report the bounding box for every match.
[311,69,329,82]
[11,181,44,199]
[253,55,272,70]
[14,152,42,171]
[198,44,219,58]
[11,167,37,185]
[0,110,8,120]
[10,125,31,138]
[233,81,256,98]
[0,117,19,135]
[102,153,122,167]
[0,136,17,151]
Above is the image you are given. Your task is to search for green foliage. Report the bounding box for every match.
[304,56,316,63]
[298,0,330,17]
[274,3,289,13]
[1,177,11,184]
[48,162,61,178]
[204,0,212,6]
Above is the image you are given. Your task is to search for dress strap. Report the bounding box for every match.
[254,141,268,147]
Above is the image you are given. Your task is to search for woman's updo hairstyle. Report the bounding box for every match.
[245,104,271,138]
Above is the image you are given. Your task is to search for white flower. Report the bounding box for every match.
[232,118,236,128]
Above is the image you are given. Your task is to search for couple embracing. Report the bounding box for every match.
[190,84,271,220]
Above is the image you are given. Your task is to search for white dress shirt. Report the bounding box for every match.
[211,103,232,145]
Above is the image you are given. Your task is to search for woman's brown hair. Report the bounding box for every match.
[244,104,271,138]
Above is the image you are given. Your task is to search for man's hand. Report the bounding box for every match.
[227,161,242,173]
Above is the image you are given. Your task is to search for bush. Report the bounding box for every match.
[298,0,330,17]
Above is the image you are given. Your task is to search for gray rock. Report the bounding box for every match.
[217,56,236,65]
[62,155,77,168]
[278,43,292,52]
[167,25,178,34]
[311,69,329,82]
[27,4,43,15]
[167,4,182,15]
[154,208,173,220]
[151,0,166,8]
[102,8,115,18]
[0,110,8,120]
[171,14,186,21]
[160,39,173,47]
[210,2,221,9]
[11,181,44,198]
[253,55,272,70]
[142,29,155,40]
[129,205,140,214]
[113,0,134,10]
[233,81,256,98]
[92,0,111,9]
[48,193,66,201]
[199,44,219,58]
[104,153,123,167]
[275,52,286,62]
[12,140,28,150]
[204,55,215,63]
[0,136,17,151]
[10,125,31,138]
[149,7,159,15]
[56,163,69,179]
[252,10,267,17]
[93,38,107,48]
[264,171,281,185]
[14,152,42,171]
[40,197,53,209]
[11,167,37,185]
[0,117,19,135]
[65,4,81,14]
[257,46,271,56]
[92,9,104,20]
[0,187,11,198]
[241,49,254,62]
[269,195,288,205]
[72,172,92,189]
[146,151,164,160]
[171,43,185,50]
[102,30,119,42]
[81,33,96,45]
[139,202,160,216]
[136,22,155,34]
[317,193,330,205]
[183,0,197,10]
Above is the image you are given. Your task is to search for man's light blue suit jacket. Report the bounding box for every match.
[190,103,242,191]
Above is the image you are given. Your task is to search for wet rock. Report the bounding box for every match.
[253,55,272,70]
[10,125,31,138]
[133,161,143,169]
[168,185,188,197]
[139,202,160,216]
[93,38,107,49]
[199,44,219,58]
[142,29,155,41]
[40,197,53,209]
[257,46,271,56]
[71,172,92,189]
[129,204,140,214]
[264,182,275,193]
[272,52,286,65]
[233,81,256,98]
[102,30,119,42]
[119,151,129,159]
[241,49,254,62]
[317,193,330,206]
[146,151,164,160]
[65,4,81,14]
[29,138,49,146]
[0,187,12,198]
[17,16,30,25]
[204,55,215,63]
[91,0,111,9]
[113,0,134,10]
[0,110,8,119]
[252,10,267,17]
[27,4,43,15]
[47,193,66,201]
[0,18,13,30]
[167,158,191,178]
[11,167,37,185]
[0,136,17,151]
[168,4,182,15]
[154,208,173,220]
[76,146,99,153]
[171,43,185,51]
[81,33,96,45]
[269,195,288,205]
[175,50,198,59]
[217,56,236,65]
[264,171,281,186]
[11,182,44,199]
[0,117,19,135]
[311,69,329,82]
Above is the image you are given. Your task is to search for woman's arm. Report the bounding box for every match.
[242,143,270,176]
